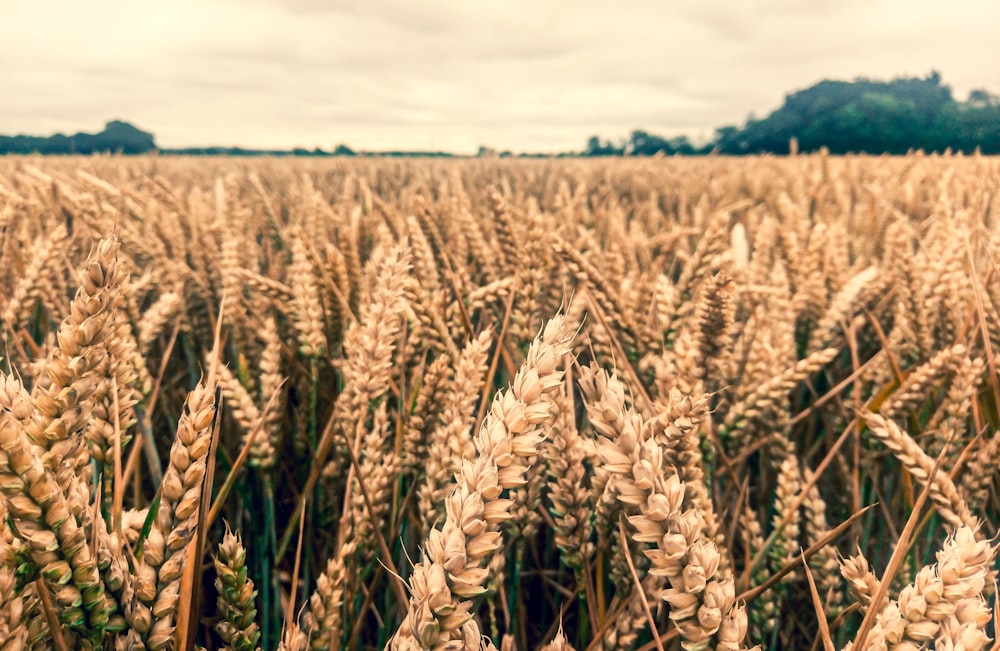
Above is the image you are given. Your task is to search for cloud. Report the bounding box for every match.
[2,0,999,152]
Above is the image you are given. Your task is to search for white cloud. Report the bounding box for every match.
[1,0,998,153]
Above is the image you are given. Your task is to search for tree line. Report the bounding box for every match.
[3,72,998,156]
[583,71,1000,156]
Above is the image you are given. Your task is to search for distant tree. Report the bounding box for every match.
[626,130,671,155]
[583,135,623,156]
[713,126,743,153]
[98,120,156,153]
[0,120,156,155]
[668,136,696,155]
[332,144,355,156]
[969,89,1000,107]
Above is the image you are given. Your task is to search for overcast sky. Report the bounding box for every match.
[2,0,998,153]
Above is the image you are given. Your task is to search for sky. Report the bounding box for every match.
[2,0,999,154]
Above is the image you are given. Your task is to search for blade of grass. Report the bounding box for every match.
[112,377,124,535]
[475,285,517,434]
[177,295,226,650]
[285,499,307,639]
[339,421,410,616]
[738,504,873,605]
[802,551,835,651]
[35,578,70,651]
[619,518,664,651]
[207,381,285,530]
[849,420,955,650]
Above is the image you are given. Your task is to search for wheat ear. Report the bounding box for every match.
[591,366,754,651]
[121,378,216,650]
[389,314,574,650]
[863,412,976,530]
[213,526,262,651]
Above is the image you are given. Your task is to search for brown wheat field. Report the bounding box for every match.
[0,153,999,651]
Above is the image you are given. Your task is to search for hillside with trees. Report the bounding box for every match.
[583,72,1000,156]
[0,120,156,155]
[712,72,1000,155]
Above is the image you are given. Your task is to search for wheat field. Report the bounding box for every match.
[0,153,998,650]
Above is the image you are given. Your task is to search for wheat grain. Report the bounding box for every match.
[213,526,261,651]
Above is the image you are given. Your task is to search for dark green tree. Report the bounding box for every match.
[583,135,623,156]
[711,72,1000,154]
[0,120,156,155]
